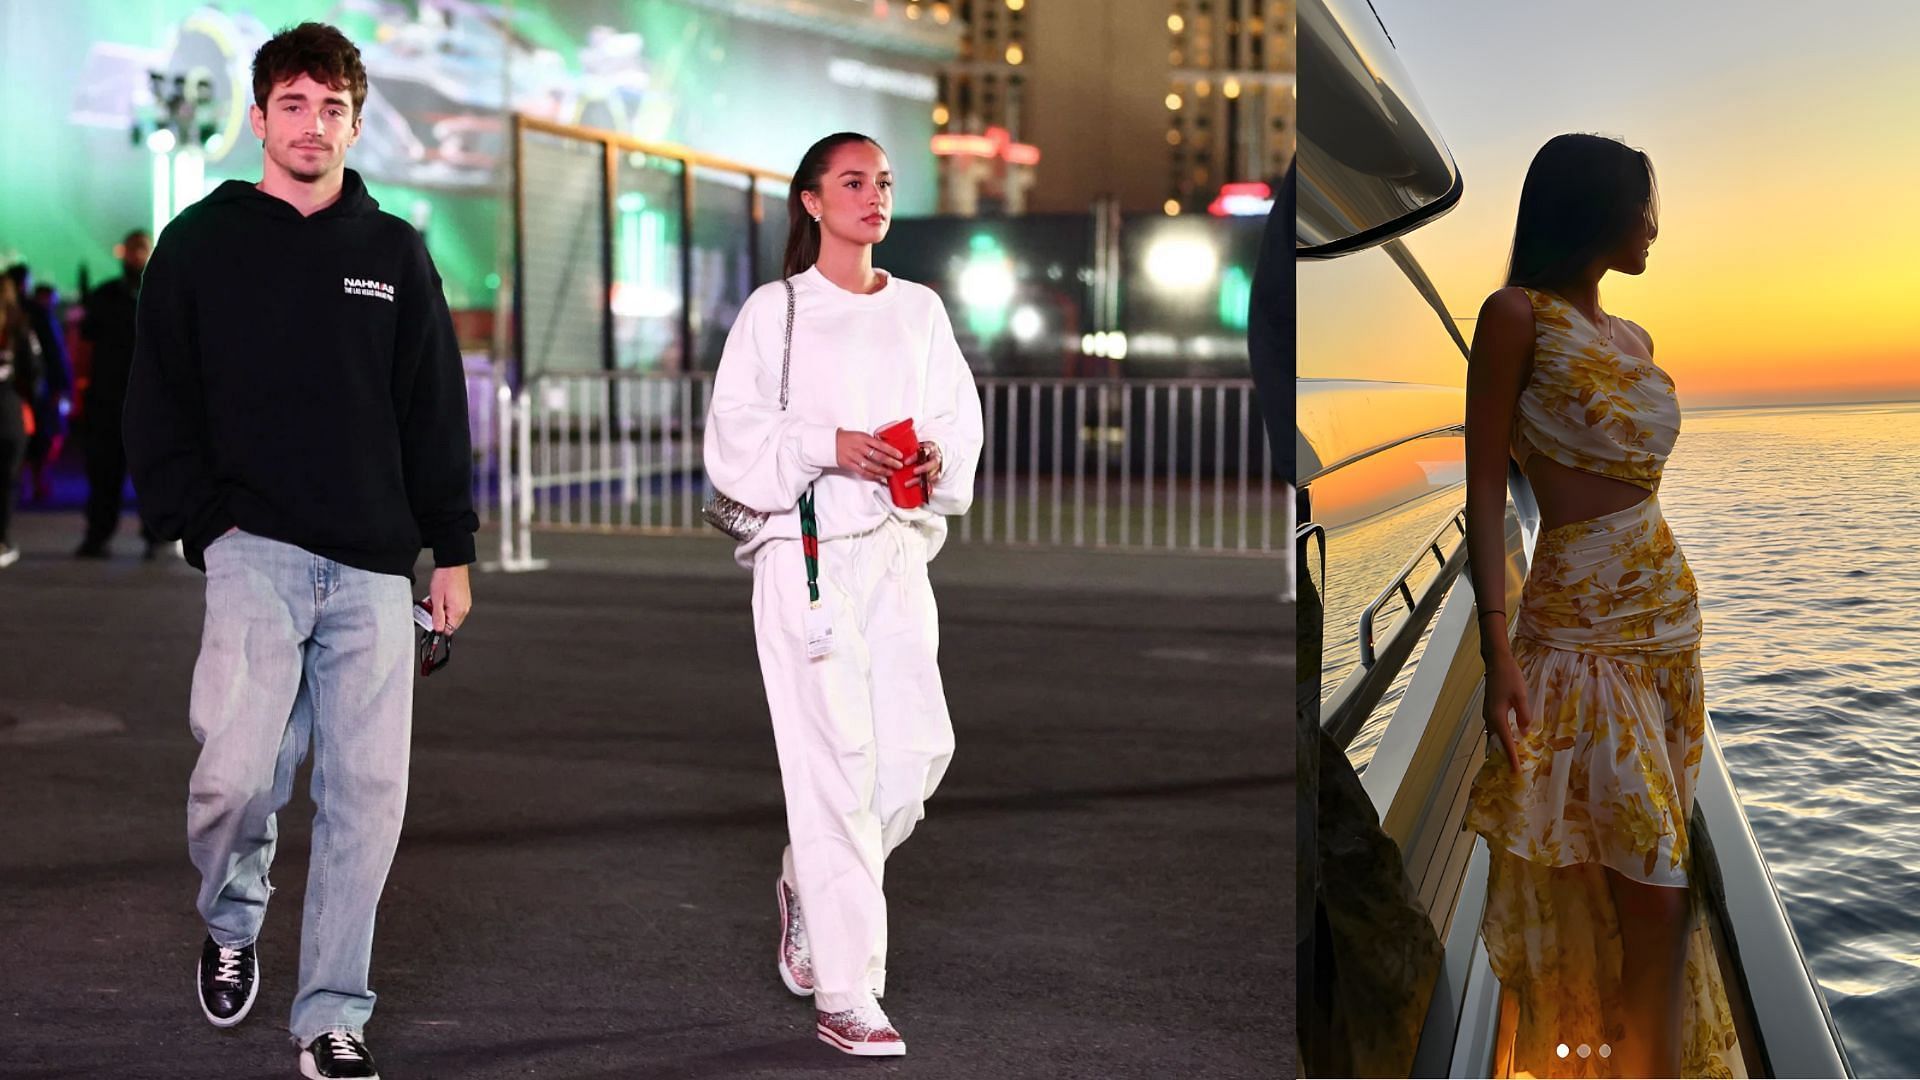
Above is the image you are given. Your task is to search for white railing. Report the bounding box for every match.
[964,378,1277,555]
[481,372,1280,564]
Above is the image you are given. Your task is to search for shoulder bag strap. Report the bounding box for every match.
[779,277,794,411]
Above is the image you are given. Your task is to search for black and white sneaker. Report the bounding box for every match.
[300,1031,380,1079]
[196,935,258,1028]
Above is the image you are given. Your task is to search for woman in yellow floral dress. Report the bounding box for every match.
[1463,134,1736,1078]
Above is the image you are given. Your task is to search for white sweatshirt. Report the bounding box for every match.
[703,265,985,564]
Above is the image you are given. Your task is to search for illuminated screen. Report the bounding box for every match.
[0,0,944,310]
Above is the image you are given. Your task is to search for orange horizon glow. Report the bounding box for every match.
[1308,3,1920,409]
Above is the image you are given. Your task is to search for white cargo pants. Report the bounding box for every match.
[751,518,956,1013]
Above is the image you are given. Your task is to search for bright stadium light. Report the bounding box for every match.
[1010,304,1043,342]
[959,254,1016,311]
[1145,235,1219,291]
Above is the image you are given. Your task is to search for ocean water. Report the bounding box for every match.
[1316,400,1920,1075]
[1658,401,1920,1078]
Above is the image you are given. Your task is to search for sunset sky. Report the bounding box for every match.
[1303,1,1920,407]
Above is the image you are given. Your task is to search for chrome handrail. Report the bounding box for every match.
[1296,520,1327,591]
[1322,505,1470,750]
[1360,508,1467,666]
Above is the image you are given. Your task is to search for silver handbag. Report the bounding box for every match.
[702,277,796,542]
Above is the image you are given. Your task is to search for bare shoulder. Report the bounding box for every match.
[1478,285,1535,327]
[1466,288,1534,427]
[1470,287,1536,365]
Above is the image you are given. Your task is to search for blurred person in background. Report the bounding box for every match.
[7,263,71,505]
[77,229,161,558]
[0,272,42,567]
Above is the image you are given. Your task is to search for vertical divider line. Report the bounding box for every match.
[1214,383,1226,551]
[602,378,615,527]
[641,378,653,528]
[1028,382,1040,544]
[1051,382,1064,545]
[1190,385,1201,550]
[1145,384,1157,548]
[1120,386,1132,548]
[621,378,634,527]
[601,140,616,377]
[679,159,694,383]
[518,392,534,557]
[1073,384,1086,546]
[1005,380,1019,542]
[680,374,694,530]
[1262,412,1273,553]
[982,382,997,543]
[1096,383,1109,547]
[1237,385,1250,552]
[538,378,552,525]
[497,384,514,564]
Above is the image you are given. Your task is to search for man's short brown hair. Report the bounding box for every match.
[252,22,368,118]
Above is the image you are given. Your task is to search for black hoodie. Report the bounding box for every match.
[125,170,477,577]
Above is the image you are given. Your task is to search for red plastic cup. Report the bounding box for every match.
[876,418,923,509]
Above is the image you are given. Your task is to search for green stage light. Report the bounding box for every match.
[1219,265,1251,331]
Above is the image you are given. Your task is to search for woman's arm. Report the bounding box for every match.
[1465,287,1532,622]
[911,299,984,516]
[702,288,841,514]
[1465,286,1536,769]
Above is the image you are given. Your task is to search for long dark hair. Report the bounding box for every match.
[783,132,883,279]
[1504,133,1658,290]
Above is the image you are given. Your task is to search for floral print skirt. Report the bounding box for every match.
[1466,495,1738,1077]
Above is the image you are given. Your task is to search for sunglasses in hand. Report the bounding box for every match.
[412,599,453,677]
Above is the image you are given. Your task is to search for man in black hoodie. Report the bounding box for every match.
[125,23,475,1080]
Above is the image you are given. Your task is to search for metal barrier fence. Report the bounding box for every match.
[480,372,1280,564]
[964,377,1276,553]
[514,115,792,381]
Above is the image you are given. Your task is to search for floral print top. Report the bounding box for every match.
[1511,288,1678,491]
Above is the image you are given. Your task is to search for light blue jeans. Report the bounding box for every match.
[186,529,414,1044]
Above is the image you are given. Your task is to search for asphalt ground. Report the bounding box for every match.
[0,504,1293,1080]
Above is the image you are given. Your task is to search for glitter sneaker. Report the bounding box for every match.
[777,877,815,997]
[816,1003,906,1057]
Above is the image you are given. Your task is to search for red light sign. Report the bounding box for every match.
[932,125,1041,166]
[1207,181,1274,217]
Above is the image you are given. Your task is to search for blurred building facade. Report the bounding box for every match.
[2,0,959,311]
[1165,0,1294,215]
[930,0,1293,216]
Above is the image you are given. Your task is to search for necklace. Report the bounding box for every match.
[1550,291,1613,344]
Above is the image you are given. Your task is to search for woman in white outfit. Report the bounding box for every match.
[703,132,984,1057]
